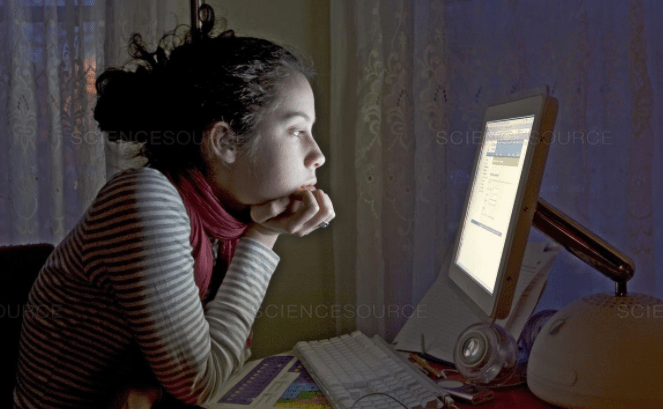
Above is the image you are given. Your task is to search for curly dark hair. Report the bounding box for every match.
[93,5,314,173]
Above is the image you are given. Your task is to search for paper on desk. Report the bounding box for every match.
[393,241,559,364]
[210,355,300,409]
[210,354,332,409]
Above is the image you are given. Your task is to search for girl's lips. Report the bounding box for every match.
[300,184,316,190]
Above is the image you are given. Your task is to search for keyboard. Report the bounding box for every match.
[294,331,445,409]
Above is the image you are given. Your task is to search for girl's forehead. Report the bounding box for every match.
[268,75,315,120]
[278,110,314,124]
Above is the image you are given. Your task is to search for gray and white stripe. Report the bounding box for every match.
[13,167,279,408]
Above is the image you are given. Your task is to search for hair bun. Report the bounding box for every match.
[94,32,176,143]
[94,66,163,143]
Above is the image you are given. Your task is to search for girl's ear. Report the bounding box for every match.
[205,121,237,165]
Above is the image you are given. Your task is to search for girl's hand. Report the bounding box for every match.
[247,188,335,245]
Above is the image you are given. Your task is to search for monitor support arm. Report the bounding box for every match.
[532,198,635,296]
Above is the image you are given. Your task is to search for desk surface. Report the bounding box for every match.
[420,359,555,408]
[213,354,557,408]
[454,384,555,409]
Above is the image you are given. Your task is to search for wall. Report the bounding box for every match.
[178,0,334,358]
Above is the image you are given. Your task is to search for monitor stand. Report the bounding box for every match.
[532,198,635,294]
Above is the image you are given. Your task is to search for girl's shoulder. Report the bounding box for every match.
[102,167,175,194]
[91,167,185,217]
[108,166,170,183]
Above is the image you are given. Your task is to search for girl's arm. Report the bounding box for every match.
[85,168,279,406]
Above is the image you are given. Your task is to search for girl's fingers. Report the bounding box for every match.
[287,186,316,214]
[281,189,320,235]
[250,197,290,223]
[319,191,336,225]
[317,190,335,222]
[288,197,304,214]
[252,186,316,224]
[288,186,316,201]
[251,188,334,237]
[301,190,334,233]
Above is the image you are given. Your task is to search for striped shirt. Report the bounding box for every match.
[13,167,280,408]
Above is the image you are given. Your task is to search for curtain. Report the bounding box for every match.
[0,0,177,246]
[331,0,663,341]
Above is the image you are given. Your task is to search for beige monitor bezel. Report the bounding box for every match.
[448,93,558,322]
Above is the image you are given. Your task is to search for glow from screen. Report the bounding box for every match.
[455,116,534,293]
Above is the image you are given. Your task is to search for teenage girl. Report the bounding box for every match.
[13,6,333,408]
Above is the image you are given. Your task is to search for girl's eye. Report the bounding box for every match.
[291,130,303,136]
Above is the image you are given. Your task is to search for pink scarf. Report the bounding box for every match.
[167,169,247,298]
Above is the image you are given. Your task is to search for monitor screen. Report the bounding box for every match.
[455,115,535,294]
[448,91,558,321]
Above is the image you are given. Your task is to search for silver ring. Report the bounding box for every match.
[318,221,329,229]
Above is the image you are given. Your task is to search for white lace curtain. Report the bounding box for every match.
[331,0,663,341]
[0,0,177,245]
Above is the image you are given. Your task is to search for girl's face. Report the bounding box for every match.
[224,72,324,206]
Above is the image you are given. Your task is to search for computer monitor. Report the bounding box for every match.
[448,90,558,322]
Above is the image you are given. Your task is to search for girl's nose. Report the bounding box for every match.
[306,137,325,169]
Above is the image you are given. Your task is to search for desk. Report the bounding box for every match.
[212,354,556,409]
[453,385,555,409]
[408,357,555,409]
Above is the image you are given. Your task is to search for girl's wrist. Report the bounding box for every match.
[244,224,279,249]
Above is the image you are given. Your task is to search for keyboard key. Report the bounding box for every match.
[293,331,444,409]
